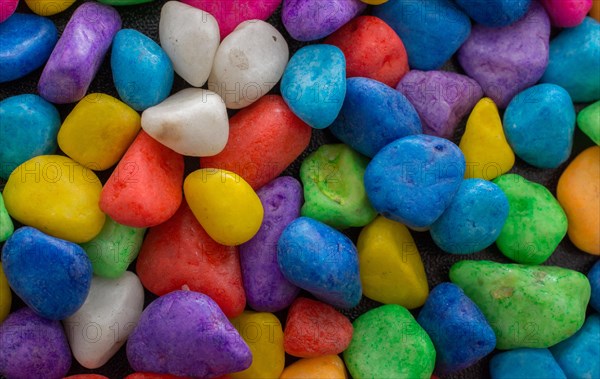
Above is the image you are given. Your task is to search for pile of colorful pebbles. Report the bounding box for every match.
[0,0,599,378]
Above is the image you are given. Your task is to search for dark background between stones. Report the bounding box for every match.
[0,1,597,378]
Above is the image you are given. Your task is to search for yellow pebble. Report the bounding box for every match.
[2,155,105,243]
[0,264,11,323]
[459,98,515,181]
[557,146,600,255]
[24,0,77,16]
[361,0,388,4]
[591,0,600,21]
[184,169,263,246]
[357,216,429,309]
[58,94,141,171]
[231,311,285,379]
[280,355,348,379]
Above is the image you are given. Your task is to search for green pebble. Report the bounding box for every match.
[450,260,590,350]
[300,144,377,229]
[493,174,567,265]
[577,100,600,145]
[80,216,146,278]
[344,304,436,379]
[0,193,14,242]
[97,0,153,5]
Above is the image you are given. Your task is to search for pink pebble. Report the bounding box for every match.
[540,0,592,27]
[0,0,18,23]
[180,0,281,38]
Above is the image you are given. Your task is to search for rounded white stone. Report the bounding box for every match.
[208,19,289,109]
[63,272,144,369]
[159,1,220,87]
[141,88,229,157]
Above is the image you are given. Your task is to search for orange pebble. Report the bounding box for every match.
[591,0,600,21]
[557,146,600,255]
[201,95,311,190]
[63,376,109,379]
[280,355,348,379]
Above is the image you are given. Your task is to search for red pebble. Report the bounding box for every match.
[136,200,246,318]
[200,95,311,190]
[283,298,353,358]
[63,376,110,379]
[99,131,184,228]
[325,16,409,88]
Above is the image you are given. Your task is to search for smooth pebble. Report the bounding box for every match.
[577,100,600,145]
[455,0,531,27]
[490,348,566,379]
[550,314,600,379]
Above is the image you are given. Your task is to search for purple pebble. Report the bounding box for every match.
[0,308,72,379]
[458,1,550,108]
[239,176,302,312]
[38,2,121,104]
[397,70,483,139]
[282,0,366,41]
[126,290,251,378]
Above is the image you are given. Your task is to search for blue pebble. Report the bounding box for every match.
[551,314,600,379]
[490,348,566,379]
[329,77,422,157]
[455,0,531,27]
[503,84,575,169]
[1,227,92,320]
[0,94,61,179]
[372,0,471,70]
[364,135,466,228]
[0,13,58,83]
[281,44,346,129]
[588,261,600,312]
[430,179,509,254]
[277,217,361,308]
[111,29,174,111]
[417,283,496,375]
[541,17,600,103]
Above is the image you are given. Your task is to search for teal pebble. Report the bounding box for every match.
[0,94,61,179]
[111,29,174,111]
[550,314,600,379]
[281,44,346,129]
[490,349,566,379]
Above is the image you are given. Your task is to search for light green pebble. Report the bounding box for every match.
[450,260,590,350]
[344,304,436,379]
[577,100,600,145]
[0,193,14,242]
[300,144,377,229]
[80,216,146,278]
[493,174,567,265]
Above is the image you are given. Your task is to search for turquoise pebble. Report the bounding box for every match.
[589,261,600,312]
[111,29,174,111]
[551,314,600,379]
[491,349,566,379]
[430,179,509,254]
[541,17,600,102]
[503,84,575,169]
[281,44,346,129]
[0,13,58,83]
[1,227,92,320]
[0,94,61,179]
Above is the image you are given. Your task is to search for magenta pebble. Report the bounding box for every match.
[37,2,121,104]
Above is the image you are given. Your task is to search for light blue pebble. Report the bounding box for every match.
[541,17,600,103]
[455,0,531,27]
[372,0,471,70]
[503,84,576,169]
[588,261,600,312]
[1,227,92,320]
[0,13,58,83]
[364,135,466,229]
[0,94,61,179]
[551,314,600,379]
[111,29,174,111]
[277,217,362,309]
[281,44,346,129]
[490,348,566,379]
[430,179,509,254]
[329,77,422,157]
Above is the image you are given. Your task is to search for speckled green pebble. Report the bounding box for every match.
[493,174,567,264]
[80,216,146,278]
[450,260,590,350]
[0,193,14,242]
[577,100,600,145]
[344,304,436,379]
[300,144,377,229]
